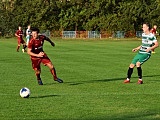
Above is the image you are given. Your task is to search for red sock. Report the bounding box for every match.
[36,73,41,80]
[50,68,57,80]
[16,46,20,51]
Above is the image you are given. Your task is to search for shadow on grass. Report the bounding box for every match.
[30,94,59,99]
[66,74,160,86]
[85,111,159,120]
[67,77,125,86]
[43,74,160,86]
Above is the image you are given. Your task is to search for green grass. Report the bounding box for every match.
[0,38,160,120]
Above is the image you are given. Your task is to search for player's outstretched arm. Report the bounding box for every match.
[132,45,141,52]
[45,37,55,47]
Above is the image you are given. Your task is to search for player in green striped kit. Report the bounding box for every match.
[124,23,159,84]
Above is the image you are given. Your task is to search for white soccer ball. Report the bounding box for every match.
[20,87,30,98]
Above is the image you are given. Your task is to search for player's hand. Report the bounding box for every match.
[132,48,137,52]
[146,48,151,52]
[51,42,55,47]
[37,52,44,57]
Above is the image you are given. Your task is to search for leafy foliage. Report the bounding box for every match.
[0,0,160,36]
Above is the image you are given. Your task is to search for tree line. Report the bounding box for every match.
[0,0,160,36]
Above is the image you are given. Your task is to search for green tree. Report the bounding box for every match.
[58,0,83,30]
[1,0,160,36]
[112,0,159,31]
[0,0,15,36]
[12,0,60,30]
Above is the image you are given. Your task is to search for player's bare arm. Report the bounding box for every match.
[45,37,55,47]
[146,41,159,52]
[27,48,44,57]
[132,45,141,52]
[15,33,20,37]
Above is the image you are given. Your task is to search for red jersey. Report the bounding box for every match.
[150,28,156,35]
[16,30,23,40]
[28,35,47,57]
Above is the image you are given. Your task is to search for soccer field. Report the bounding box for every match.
[0,38,160,120]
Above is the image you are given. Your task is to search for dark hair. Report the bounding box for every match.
[31,27,40,33]
[18,24,22,27]
[143,22,151,30]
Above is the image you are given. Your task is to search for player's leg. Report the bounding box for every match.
[46,63,63,83]
[21,40,27,53]
[46,63,57,80]
[16,44,20,52]
[128,63,135,79]
[16,40,21,52]
[42,56,63,83]
[124,53,140,83]
[136,62,143,84]
[34,68,43,85]
[124,63,135,83]
[136,54,151,84]
[31,58,43,85]
[26,35,29,46]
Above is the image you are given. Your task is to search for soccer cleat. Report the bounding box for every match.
[137,79,143,84]
[38,80,43,85]
[124,79,130,83]
[22,49,25,53]
[55,78,63,83]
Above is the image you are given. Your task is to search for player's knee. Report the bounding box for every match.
[136,62,141,67]
[35,70,41,74]
[129,64,135,68]
[50,65,54,70]
[46,63,54,69]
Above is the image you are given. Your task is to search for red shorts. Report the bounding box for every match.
[31,55,51,70]
[18,39,25,45]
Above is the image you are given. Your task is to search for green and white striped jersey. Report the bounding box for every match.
[139,33,157,54]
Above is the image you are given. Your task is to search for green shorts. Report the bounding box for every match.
[131,53,151,65]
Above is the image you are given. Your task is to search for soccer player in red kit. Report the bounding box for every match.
[27,28,63,85]
[150,25,157,53]
[15,26,27,52]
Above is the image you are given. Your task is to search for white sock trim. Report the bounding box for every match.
[127,78,130,81]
